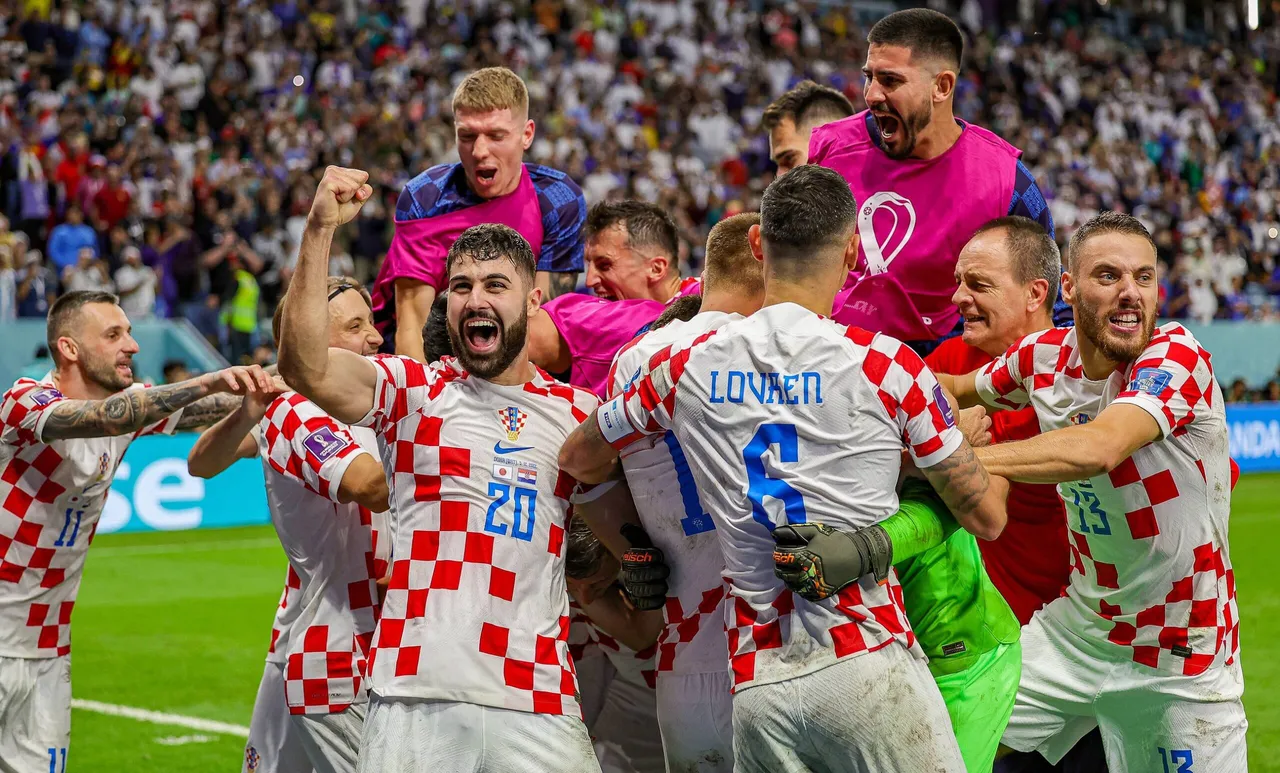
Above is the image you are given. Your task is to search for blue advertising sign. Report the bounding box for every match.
[1226,402,1280,475]
[101,433,269,534]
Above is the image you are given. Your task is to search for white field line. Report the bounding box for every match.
[71,699,250,737]
[92,536,280,557]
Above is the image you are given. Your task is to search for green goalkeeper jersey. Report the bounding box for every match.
[891,480,1021,677]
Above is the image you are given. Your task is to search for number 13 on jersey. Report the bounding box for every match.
[743,423,807,531]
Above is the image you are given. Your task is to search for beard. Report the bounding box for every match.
[447,308,528,380]
[80,347,133,393]
[871,100,933,160]
[1075,295,1157,364]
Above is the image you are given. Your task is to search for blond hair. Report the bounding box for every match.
[452,67,529,117]
[703,213,763,297]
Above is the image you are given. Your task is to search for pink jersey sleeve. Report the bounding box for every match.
[595,331,717,450]
[973,333,1038,410]
[855,329,963,468]
[260,393,369,502]
[542,294,665,398]
[1113,325,1215,439]
[357,355,465,434]
[0,380,65,449]
[807,120,840,166]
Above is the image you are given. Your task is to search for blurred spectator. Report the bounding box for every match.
[221,254,261,364]
[62,247,114,294]
[162,359,192,384]
[0,244,14,321]
[15,252,55,318]
[114,245,157,319]
[19,346,55,381]
[46,205,97,271]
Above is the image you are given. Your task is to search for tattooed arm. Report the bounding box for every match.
[920,441,1008,541]
[537,271,578,301]
[173,392,244,431]
[40,365,274,441]
[558,412,621,485]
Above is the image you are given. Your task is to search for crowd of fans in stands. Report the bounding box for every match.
[1,0,1279,397]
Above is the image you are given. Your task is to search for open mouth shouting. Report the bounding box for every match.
[1108,308,1142,336]
[474,166,499,190]
[463,315,502,355]
[872,111,902,144]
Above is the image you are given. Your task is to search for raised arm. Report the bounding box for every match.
[336,454,390,513]
[187,387,275,478]
[277,166,379,425]
[39,365,271,441]
[393,279,434,363]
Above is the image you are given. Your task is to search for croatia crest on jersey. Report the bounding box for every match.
[497,406,528,441]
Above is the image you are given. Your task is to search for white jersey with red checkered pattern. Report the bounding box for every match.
[0,376,184,658]
[607,312,736,677]
[256,392,385,715]
[975,323,1238,676]
[265,564,303,666]
[357,355,599,715]
[596,303,958,691]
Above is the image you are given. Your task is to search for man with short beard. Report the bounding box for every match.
[809,8,1066,354]
[0,291,272,772]
[942,212,1248,771]
[279,167,603,773]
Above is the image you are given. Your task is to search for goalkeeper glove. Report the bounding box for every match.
[772,523,893,602]
[619,524,669,611]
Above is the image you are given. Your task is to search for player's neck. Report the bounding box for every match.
[911,109,962,161]
[701,290,758,317]
[1075,334,1123,381]
[487,355,539,387]
[984,314,1054,358]
[652,273,683,304]
[762,279,839,318]
[51,367,112,401]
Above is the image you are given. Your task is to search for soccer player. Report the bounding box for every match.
[761,80,855,176]
[188,277,392,773]
[585,212,764,773]
[525,201,698,397]
[944,212,1247,771]
[278,166,602,772]
[809,9,1065,353]
[372,66,587,362]
[0,290,271,772]
[560,165,1006,772]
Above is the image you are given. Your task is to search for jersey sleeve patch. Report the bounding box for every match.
[28,388,62,406]
[303,426,351,462]
[597,395,640,448]
[1127,367,1173,397]
[932,384,956,428]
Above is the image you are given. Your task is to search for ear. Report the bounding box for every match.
[1027,278,1050,315]
[55,336,78,366]
[649,254,672,282]
[934,69,957,104]
[522,118,535,151]
[747,224,764,264]
[527,282,543,316]
[1061,272,1076,305]
[843,232,861,272]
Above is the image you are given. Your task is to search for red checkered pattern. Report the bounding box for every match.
[359,356,597,715]
[255,399,382,713]
[586,613,658,689]
[1,378,176,657]
[266,565,304,661]
[847,326,963,466]
[979,324,1239,676]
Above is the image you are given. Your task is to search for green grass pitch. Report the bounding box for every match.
[69,474,1280,771]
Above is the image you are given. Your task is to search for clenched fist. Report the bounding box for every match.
[308,166,374,229]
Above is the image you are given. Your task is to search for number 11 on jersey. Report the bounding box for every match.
[743,423,807,531]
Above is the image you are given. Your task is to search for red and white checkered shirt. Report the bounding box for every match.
[257,392,385,715]
[265,564,304,666]
[607,312,736,677]
[358,355,598,715]
[975,323,1238,676]
[596,304,955,691]
[0,376,183,658]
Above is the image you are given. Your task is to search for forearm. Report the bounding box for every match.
[188,404,257,477]
[573,476,639,559]
[559,416,621,484]
[882,480,961,565]
[937,371,983,409]
[278,223,336,391]
[173,392,242,430]
[579,587,662,651]
[976,428,1110,483]
[395,321,426,363]
[921,443,1006,540]
[41,379,215,440]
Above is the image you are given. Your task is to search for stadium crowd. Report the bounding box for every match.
[3,0,1280,357]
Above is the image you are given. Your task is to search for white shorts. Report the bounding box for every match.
[0,655,70,773]
[732,643,964,773]
[1002,603,1248,772]
[587,660,665,773]
[291,703,366,773]
[244,662,313,773]
[655,671,733,773]
[357,695,601,773]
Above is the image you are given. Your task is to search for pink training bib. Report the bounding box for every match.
[542,294,665,398]
[372,166,545,339]
[810,111,1021,342]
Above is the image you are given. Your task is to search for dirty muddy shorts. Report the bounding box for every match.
[935,640,1020,773]
[655,670,734,772]
[1002,602,1248,772]
[730,642,965,773]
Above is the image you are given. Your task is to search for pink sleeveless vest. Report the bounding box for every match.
[810,111,1021,342]
[372,166,545,339]
[542,294,665,398]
